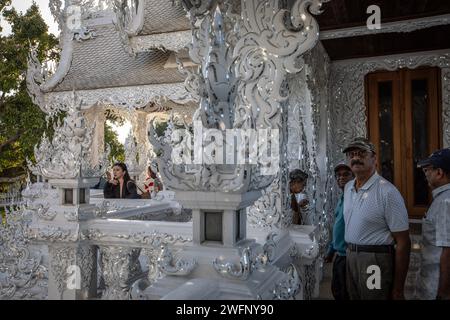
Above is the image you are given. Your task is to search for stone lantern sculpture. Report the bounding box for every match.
[27,92,110,299]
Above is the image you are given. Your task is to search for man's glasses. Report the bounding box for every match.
[346,150,369,159]
[422,166,437,174]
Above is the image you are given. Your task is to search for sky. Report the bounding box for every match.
[2,0,131,143]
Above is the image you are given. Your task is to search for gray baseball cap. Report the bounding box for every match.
[342,137,376,154]
[334,162,351,173]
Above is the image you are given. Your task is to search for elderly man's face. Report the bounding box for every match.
[346,148,377,175]
[335,168,353,189]
[422,165,447,190]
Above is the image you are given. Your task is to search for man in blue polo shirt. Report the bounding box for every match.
[325,163,354,300]
[417,148,450,300]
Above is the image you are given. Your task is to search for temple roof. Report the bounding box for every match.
[138,0,190,36]
[52,22,185,92]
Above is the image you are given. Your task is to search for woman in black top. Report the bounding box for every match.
[103,163,140,199]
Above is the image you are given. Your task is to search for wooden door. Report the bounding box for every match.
[366,67,442,218]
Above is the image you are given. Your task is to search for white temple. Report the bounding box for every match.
[1,0,449,300]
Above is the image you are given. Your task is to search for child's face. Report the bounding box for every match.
[290,180,305,193]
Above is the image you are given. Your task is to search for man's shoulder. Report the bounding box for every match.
[344,179,355,193]
[375,176,401,195]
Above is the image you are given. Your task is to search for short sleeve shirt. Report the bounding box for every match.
[343,172,409,245]
[417,183,450,299]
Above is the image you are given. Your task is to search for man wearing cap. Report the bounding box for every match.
[343,137,411,300]
[324,163,354,300]
[289,169,309,225]
[417,148,450,300]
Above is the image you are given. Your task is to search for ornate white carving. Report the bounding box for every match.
[149,0,328,195]
[213,235,277,280]
[113,0,138,56]
[330,50,450,162]
[212,247,255,280]
[0,206,48,300]
[73,26,98,42]
[44,83,195,112]
[32,226,79,243]
[157,245,197,276]
[99,246,143,300]
[80,228,192,246]
[124,130,147,180]
[442,68,450,148]
[272,264,301,300]
[130,30,192,52]
[320,14,450,40]
[27,92,109,179]
[247,178,285,229]
[21,182,59,221]
[70,0,115,20]
[49,245,96,299]
[93,200,123,218]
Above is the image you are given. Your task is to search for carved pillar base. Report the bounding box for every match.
[99,246,143,300]
[48,244,97,300]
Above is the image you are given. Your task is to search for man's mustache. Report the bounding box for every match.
[351,160,364,166]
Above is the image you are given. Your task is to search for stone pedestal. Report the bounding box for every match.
[175,191,260,247]
[30,177,101,300]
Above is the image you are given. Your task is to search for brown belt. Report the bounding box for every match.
[348,243,395,254]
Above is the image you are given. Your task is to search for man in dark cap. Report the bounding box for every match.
[417,148,450,300]
[342,137,410,300]
[325,163,354,300]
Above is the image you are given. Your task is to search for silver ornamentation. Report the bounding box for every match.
[131,231,191,246]
[73,26,98,42]
[44,82,195,111]
[36,205,56,221]
[93,201,122,218]
[272,264,301,300]
[124,130,147,181]
[262,232,277,263]
[442,68,450,148]
[99,246,143,300]
[27,91,109,179]
[49,245,96,299]
[0,206,48,300]
[130,30,192,52]
[213,243,271,281]
[113,0,139,57]
[32,226,79,243]
[213,247,253,280]
[64,211,79,222]
[320,14,450,40]
[157,245,197,276]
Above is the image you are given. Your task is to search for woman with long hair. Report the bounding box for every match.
[143,165,163,196]
[103,162,140,199]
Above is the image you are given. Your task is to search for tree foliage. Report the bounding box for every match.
[0,2,60,183]
[104,121,125,164]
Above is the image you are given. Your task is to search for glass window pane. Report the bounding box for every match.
[411,79,431,206]
[378,81,394,183]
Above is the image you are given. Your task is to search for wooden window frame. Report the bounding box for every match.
[365,67,442,218]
